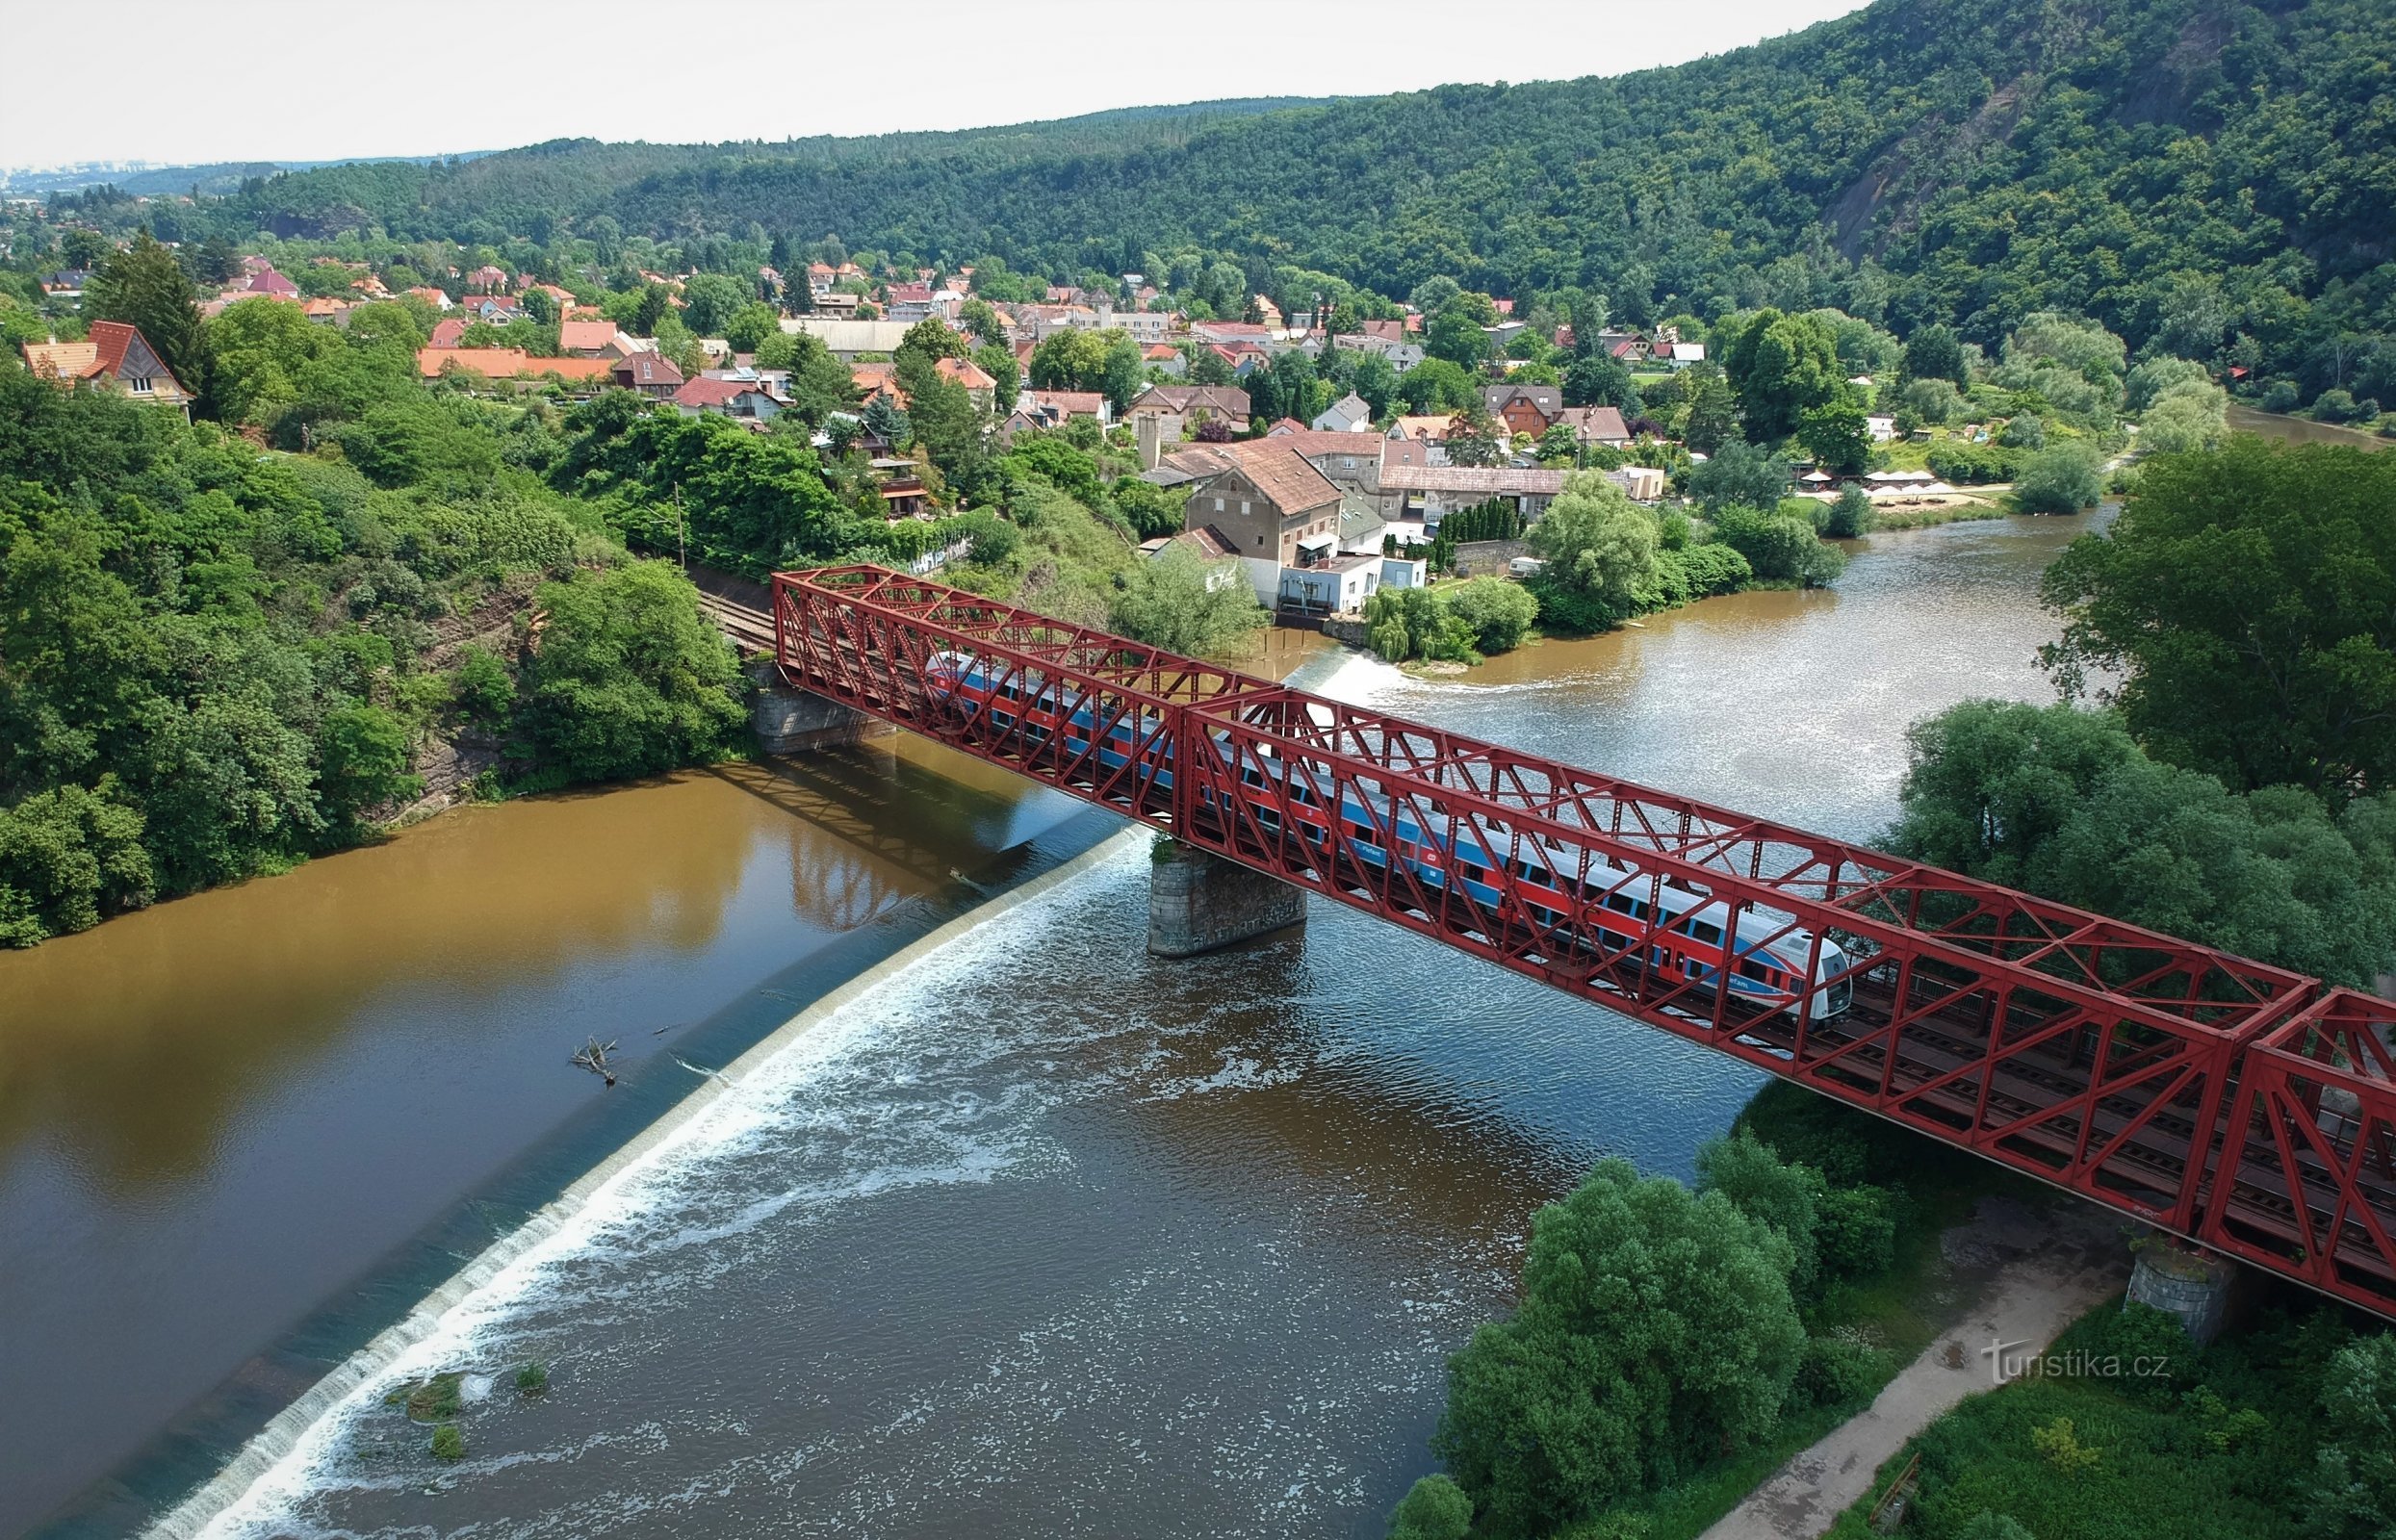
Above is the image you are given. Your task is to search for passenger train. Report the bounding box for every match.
[925,651,1853,1019]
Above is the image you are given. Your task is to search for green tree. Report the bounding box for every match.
[1712,504,1843,585]
[84,230,208,406]
[1821,484,1874,538]
[894,346,985,493]
[2137,380,2228,455]
[1444,576,1539,654]
[2303,1334,2396,1540]
[1680,362,1740,454]
[1397,358,1481,417]
[1029,328,1110,391]
[1885,700,2396,984]
[1903,322,1967,387]
[1797,394,1872,475]
[2009,443,2104,513]
[1108,547,1269,655]
[2042,441,2396,798]
[1525,472,1661,630]
[974,341,1021,416]
[1386,1475,1473,1540]
[205,297,342,425]
[522,561,746,783]
[1697,1130,1823,1296]
[723,301,781,354]
[1689,440,1791,514]
[679,272,748,337]
[0,780,154,947]
[316,705,420,828]
[1434,1159,1804,1533]
[1724,310,1842,441]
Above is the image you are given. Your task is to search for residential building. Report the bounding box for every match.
[613,352,685,398]
[1558,405,1632,447]
[1384,416,1454,468]
[1176,440,1344,608]
[1312,391,1373,433]
[464,264,511,294]
[1143,342,1186,377]
[1667,342,1706,367]
[1483,383,1562,439]
[1126,384,1250,438]
[1017,389,1109,425]
[1379,464,1568,526]
[673,376,786,422]
[21,321,194,421]
[780,317,915,359]
[427,318,469,349]
[558,319,621,355]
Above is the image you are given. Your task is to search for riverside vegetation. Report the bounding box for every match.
[0,288,1260,947]
[1388,436,2396,1537]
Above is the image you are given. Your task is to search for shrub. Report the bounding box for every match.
[1444,577,1538,654]
[430,1423,464,1461]
[1435,1160,1804,1532]
[1789,1333,1884,1410]
[452,645,515,725]
[2010,444,2104,513]
[1816,1185,1898,1280]
[1387,1474,1473,1540]
[1820,485,1874,538]
[515,1361,550,1395]
[2260,379,2300,413]
[2030,1415,2102,1475]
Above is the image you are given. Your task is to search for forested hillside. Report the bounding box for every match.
[201,0,2393,386]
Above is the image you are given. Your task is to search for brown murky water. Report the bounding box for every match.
[0,740,1085,1536]
[13,513,2103,1540]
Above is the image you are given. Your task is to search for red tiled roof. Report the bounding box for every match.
[419,346,529,379]
[427,318,468,348]
[1208,440,1341,513]
[1023,390,1105,415]
[558,319,618,351]
[245,267,298,296]
[614,353,684,387]
[673,376,778,408]
[88,320,136,376]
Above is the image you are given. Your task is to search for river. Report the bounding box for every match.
[2225,402,2388,450]
[5,511,2103,1539]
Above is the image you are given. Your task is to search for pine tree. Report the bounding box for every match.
[85,230,207,404]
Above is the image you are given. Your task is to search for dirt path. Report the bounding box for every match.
[1701,1196,2130,1540]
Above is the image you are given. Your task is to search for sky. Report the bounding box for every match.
[2,0,1869,172]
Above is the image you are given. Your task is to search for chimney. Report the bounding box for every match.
[1136,412,1162,472]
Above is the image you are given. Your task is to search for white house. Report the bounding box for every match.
[1311,391,1373,433]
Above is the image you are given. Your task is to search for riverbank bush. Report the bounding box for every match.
[520,561,747,784]
[1107,544,1268,656]
[1885,699,2396,986]
[1825,1301,2370,1540]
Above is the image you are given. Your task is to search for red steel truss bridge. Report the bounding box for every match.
[772,563,2396,1319]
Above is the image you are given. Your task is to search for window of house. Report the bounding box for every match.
[1213,497,1224,511]
[1240,500,1251,516]
[129,375,152,393]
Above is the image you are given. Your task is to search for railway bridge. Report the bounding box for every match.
[752,562,2396,1323]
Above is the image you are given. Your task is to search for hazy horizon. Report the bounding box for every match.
[2,0,1868,174]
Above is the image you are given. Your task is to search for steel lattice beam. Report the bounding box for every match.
[771,565,2396,1319]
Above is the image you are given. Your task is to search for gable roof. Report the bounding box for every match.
[1380,464,1568,496]
[1256,429,1383,460]
[427,318,469,348]
[1559,405,1631,442]
[1180,440,1341,513]
[21,339,100,379]
[614,352,684,387]
[1484,382,1562,416]
[1022,389,1105,416]
[1133,383,1250,416]
[674,376,781,408]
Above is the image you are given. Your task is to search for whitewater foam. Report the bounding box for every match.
[150,826,1150,1540]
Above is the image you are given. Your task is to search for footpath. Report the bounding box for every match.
[1701,1196,2130,1540]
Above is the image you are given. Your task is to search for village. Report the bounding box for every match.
[21,244,1986,632]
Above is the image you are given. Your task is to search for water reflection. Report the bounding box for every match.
[0,745,1069,1538]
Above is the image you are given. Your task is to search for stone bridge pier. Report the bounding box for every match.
[1147,838,1306,958]
[747,661,892,755]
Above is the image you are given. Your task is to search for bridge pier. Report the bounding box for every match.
[747,661,892,755]
[1147,837,1305,958]
[2126,1233,2240,1345]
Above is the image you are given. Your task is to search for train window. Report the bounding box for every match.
[1688,921,1723,944]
